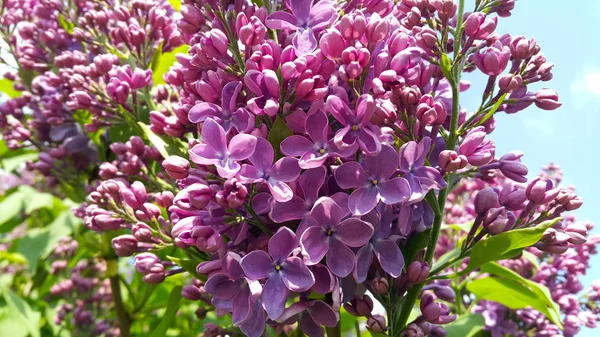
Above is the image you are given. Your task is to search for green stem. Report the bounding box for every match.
[109,275,131,337]
[326,321,341,337]
[243,203,272,235]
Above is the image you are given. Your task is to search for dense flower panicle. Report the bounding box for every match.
[1,0,594,336]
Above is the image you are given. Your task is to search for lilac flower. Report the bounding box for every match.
[355,205,404,282]
[459,127,496,166]
[269,167,326,235]
[266,0,337,55]
[239,138,301,202]
[189,118,257,178]
[276,300,339,337]
[204,253,265,337]
[326,94,382,155]
[188,81,255,133]
[113,65,152,89]
[244,70,280,117]
[335,145,410,215]
[281,110,355,169]
[399,137,447,202]
[300,197,374,277]
[240,227,315,320]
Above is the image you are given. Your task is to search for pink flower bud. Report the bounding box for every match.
[406,261,429,283]
[163,155,191,179]
[187,183,213,209]
[215,178,247,208]
[509,36,537,60]
[498,74,523,93]
[365,13,389,43]
[464,13,497,39]
[344,295,373,317]
[112,235,138,257]
[371,277,389,295]
[534,89,562,110]
[133,223,153,242]
[474,187,500,215]
[526,178,559,205]
[474,41,511,76]
[439,150,468,171]
[339,12,366,40]
[320,29,345,60]
[191,226,224,253]
[236,13,266,47]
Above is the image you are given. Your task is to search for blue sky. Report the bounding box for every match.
[461,0,600,335]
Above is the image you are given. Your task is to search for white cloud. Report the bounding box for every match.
[570,66,600,109]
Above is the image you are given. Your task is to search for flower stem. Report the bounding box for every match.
[109,274,131,337]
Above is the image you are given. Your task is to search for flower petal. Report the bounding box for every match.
[228,133,258,161]
[378,177,411,205]
[306,110,329,144]
[205,273,241,299]
[268,179,295,202]
[249,137,275,172]
[299,312,325,337]
[356,127,382,155]
[335,218,374,247]
[310,197,348,229]
[311,264,335,294]
[293,28,318,55]
[270,197,307,223]
[239,299,266,337]
[326,96,352,126]
[348,186,379,216]
[281,256,315,292]
[353,245,373,283]
[299,151,328,169]
[281,135,315,156]
[308,300,339,327]
[239,164,264,183]
[189,144,220,165]
[232,285,252,325]
[269,157,301,182]
[222,81,242,113]
[299,166,327,204]
[334,161,368,189]
[373,239,404,278]
[216,159,242,179]
[188,102,223,123]
[290,0,312,23]
[241,250,274,280]
[365,144,398,180]
[201,118,227,153]
[221,252,244,279]
[300,226,329,265]
[326,237,356,277]
[262,273,289,320]
[308,0,337,31]
[265,11,299,30]
[269,227,298,262]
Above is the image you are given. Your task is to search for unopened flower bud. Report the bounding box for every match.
[371,277,389,295]
[407,261,429,284]
[439,150,468,172]
[112,235,138,257]
[526,178,559,205]
[163,155,191,179]
[367,314,387,333]
[534,89,562,110]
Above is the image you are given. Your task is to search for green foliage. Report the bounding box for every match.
[168,0,181,11]
[0,78,22,98]
[268,115,293,160]
[152,45,189,85]
[138,122,187,158]
[0,288,41,337]
[444,314,485,337]
[148,285,183,337]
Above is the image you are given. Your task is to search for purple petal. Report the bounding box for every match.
[228,134,258,161]
[270,197,307,223]
[378,177,411,205]
[232,285,252,325]
[205,273,241,299]
[326,237,356,277]
[239,299,266,337]
[201,118,227,153]
[241,250,274,280]
[354,245,373,283]
[262,273,289,320]
[348,186,379,216]
[306,110,329,144]
[299,167,327,204]
[308,0,337,31]
[268,179,295,203]
[300,226,329,265]
[281,135,315,156]
[400,137,431,171]
[335,218,374,247]
[290,0,312,23]
[215,160,242,179]
[366,145,398,180]
[244,70,264,96]
[356,128,382,155]
[300,312,325,337]
[231,108,255,133]
[356,94,375,125]
[221,252,244,278]
[222,81,242,113]
[269,227,298,263]
[405,173,426,202]
[297,215,318,237]
[331,192,351,216]
[308,300,339,327]
[311,264,335,294]
[299,151,328,169]
[252,193,273,215]
[276,302,308,324]
[249,138,274,173]
[293,28,318,55]
[372,239,404,278]
[269,157,301,182]
[334,161,368,189]
[310,197,348,229]
[414,166,447,190]
[189,144,220,165]
[239,164,264,183]
[326,96,352,126]
[188,102,223,123]
[265,11,299,30]
[281,256,315,292]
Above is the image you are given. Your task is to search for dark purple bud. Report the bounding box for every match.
[420,292,440,321]
[92,214,124,231]
[526,178,559,205]
[133,223,153,242]
[163,155,191,179]
[112,235,138,257]
[215,178,247,208]
[186,183,213,209]
[498,151,528,183]
[498,184,527,210]
[191,226,224,253]
[474,187,500,215]
[407,261,430,284]
[371,277,390,295]
[367,315,387,333]
[344,295,374,317]
[431,326,447,337]
[406,323,424,337]
[424,284,456,302]
[127,136,146,156]
[509,36,537,60]
[565,223,588,245]
[182,284,204,301]
[482,207,513,235]
[556,190,583,211]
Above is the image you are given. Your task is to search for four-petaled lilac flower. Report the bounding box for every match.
[276,300,339,337]
[281,110,355,169]
[266,0,337,55]
[204,252,265,337]
[399,137,447,202]
[241,227,315,320]
[335,145,411,215]
[189,118,257,178]
[240,138,301,202]
[188,81,255,133]
[270,167,326,235]
[326,94,382,155]
[300,197,374,277]
[355,205,404,282]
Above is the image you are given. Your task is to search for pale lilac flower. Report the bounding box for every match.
[188,81,255,133]
[276,300,339,337]
[239,138,301,202]
[189,118,258,178]
[281,110,355,169]
[241,228,315,320]
[326,94,381,155]
[399,137,447,202]
[335,145,410,215]
[300,197,374,277]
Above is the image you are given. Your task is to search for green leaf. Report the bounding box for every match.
[16,210,80,271]
[444,314,485,337]
[138,122,187,158]
[149,285,183,337]
[1,288,41,337]
[432,247,462,273]
[459,218,560,276]
[152,45,189,85]
[366,329,388,337]
[522,250,540,270]
[18,185,55,214]
[476,93,507,127]
[0,191,25,232]
[0,306,29,337]
[439,54,455,85]
[58,14,75,34]
[0,78,21,98]
[0,251,28,264]
[401,230,429,265]
[467,276,563,329]
[1,153,38,173]
[267,116,293,160]
[479,262,563,328]
[168,0,181,11]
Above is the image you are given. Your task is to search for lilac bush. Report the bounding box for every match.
[0,0,598,337]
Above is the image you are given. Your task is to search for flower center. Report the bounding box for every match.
[326,229,333,236]
[351,125,360,131]
[372,179,379,185]
[319,148,326,154]
[275,264,282,271]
